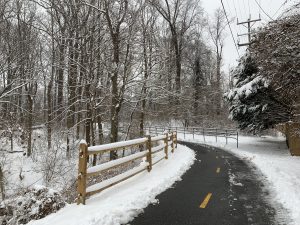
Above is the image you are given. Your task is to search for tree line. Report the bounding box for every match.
[0,0,230,159]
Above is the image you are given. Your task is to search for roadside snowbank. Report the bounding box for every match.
[178,133,300,225]
[28,144,195,225]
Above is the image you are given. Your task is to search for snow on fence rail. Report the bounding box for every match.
[145,126,239,148]
[77,132,177,205]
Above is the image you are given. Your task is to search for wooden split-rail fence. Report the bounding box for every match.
[77,132,177,205]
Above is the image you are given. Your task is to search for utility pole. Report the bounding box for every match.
[237,16,261,47]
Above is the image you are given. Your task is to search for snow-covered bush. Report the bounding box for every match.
[0,185,66,225]
[29,128,79,191]
[251,13,300,123]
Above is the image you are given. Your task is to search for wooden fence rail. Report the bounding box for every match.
[145,126,238,148]
[77,132,177,205]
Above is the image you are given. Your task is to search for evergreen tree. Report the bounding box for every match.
[225,52,291,132]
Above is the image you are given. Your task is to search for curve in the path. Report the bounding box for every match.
[128,141,279,225]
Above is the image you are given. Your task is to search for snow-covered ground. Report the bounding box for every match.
[7,130,299,225]
[178,133,300,225]
[27,144,195,225]
[1,132,78,196]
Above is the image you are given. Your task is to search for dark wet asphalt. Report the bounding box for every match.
[128,141,278,225]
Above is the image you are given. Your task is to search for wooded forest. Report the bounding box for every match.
[0,0,300,224]
[0,0,230,158]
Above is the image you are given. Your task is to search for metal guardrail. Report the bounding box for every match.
[145,126,239,148]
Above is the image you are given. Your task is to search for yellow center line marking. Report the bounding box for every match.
[216,167,221,173]
[199,193,212,208]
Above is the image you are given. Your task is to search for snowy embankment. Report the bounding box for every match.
[178,133,300,225]
[28,145,195,225]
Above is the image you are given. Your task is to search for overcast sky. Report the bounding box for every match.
[201,0,298,70]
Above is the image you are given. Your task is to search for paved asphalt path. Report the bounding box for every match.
[128,141,279,225]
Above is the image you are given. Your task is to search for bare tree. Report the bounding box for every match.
[208,8,227,116]
[103,0,140,159]
[149,0,199,105]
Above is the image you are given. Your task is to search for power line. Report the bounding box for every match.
[225,0,240,36]
[254,0,274,21]
[232,0,242,35]
[231,0,244,44]
[273,0,288,18]
[220,0,240,57]
[225,0,233,16]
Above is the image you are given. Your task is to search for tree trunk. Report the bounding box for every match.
[216,54,222,116]
[47,20,55,149]
[10,130,13,152]
[27,94,33,157]
[139,33,150,137]
[56,37,66,118]
[47,80,53,150]
[3,43,12,118]
[104,1,129,160]
[0,166,4,201]
[97,114,104,145]
[76,46,85,140]
[175,52,181,95]
[85,84,92,147]
[193,56,203,124]
[66,36,79,156]
[91,119,97,166]
[110,91,119,160]
[110,34,120,160]
[172,34,181,104]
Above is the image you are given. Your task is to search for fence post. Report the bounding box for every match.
[77,141,88,205]
[164,133,168,159]
[193,128,195,139]
[184,127,186,139]
[203,128,206,142]
[146,135,152,172]
[170,132,174,153]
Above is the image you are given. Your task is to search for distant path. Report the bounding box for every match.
[128,141,278,225]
